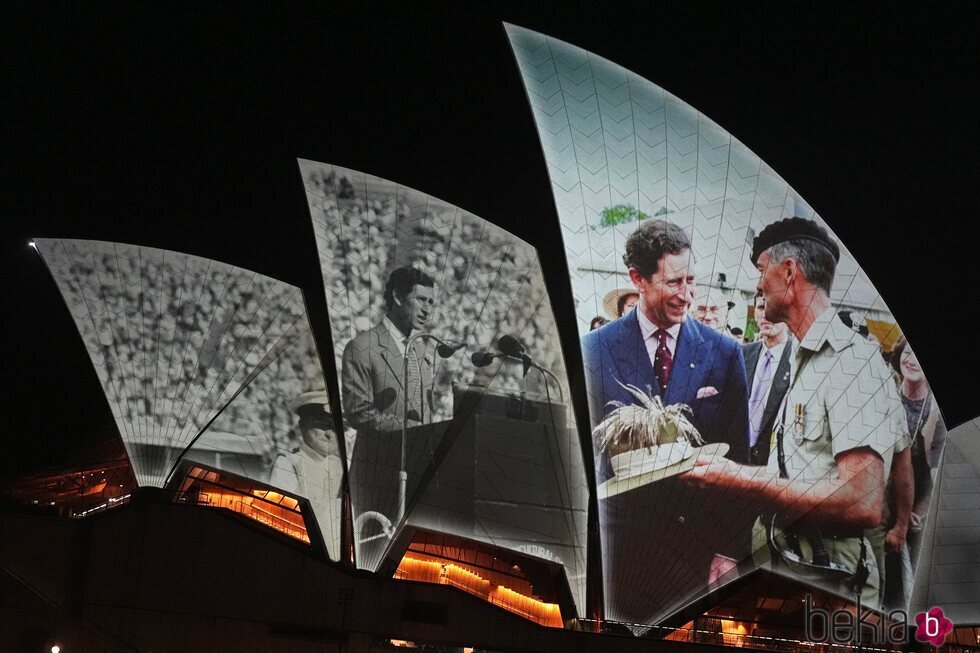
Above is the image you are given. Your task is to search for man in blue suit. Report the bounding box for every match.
[582,219,751,625]
[582,219,750,474]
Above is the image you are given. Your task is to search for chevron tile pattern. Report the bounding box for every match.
[507,24,945,627]
[301,160,588,609]
[35,238,342,558]
[506,24,895,333]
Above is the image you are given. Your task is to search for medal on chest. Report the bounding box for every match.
[792,403,806,445]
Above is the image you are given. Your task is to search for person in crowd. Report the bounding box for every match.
[743,294,792,467]
[684,217,910,609]
[692,291,729,334]
[270,390,344,558]
[602,288,639,319]
[729,326,744,343]
[890,336,946,563]
[589,315,609,331]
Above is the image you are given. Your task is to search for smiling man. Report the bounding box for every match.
[581,219,751,623]
[582,219,751,472]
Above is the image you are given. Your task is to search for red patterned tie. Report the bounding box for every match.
[654,329,673,391]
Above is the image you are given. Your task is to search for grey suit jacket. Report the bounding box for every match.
[341,322,434,433]
[342,322,435,518]
[742,339,792,466]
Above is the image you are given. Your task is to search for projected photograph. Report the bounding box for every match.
[35,239,344,559]
[508,25,946,626]
[300,159,589,611]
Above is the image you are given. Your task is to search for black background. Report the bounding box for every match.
[2,3,977,474]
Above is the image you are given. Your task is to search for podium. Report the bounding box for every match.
[351,388,585,574]
[410,413,582,543]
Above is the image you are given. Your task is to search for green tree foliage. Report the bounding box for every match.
[599,204,649,227]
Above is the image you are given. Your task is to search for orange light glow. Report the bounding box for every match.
[394,553,562,628]
[200,490,309,543]
[180,470,311,545]
[667,617,749,647]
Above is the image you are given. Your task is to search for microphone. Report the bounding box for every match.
[498,335,532,377]
[436,341,466,358]
[471,351,501,368]
[497,335,525,357]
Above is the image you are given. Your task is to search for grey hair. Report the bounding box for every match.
[767,238,837,295]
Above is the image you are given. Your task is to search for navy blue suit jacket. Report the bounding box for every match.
[582,310,750,472]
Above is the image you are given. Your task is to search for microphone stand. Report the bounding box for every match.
[398,332,463,525]
[526,360,568,429]
[519,365,528,421]
[529,362,565,406]
[501,354,566,422]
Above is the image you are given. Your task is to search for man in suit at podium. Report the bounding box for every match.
[580,219,750,625]
[743,293,792,466]
[342,266,437,563]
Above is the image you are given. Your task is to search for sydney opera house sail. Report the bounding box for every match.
[34,238,343,559]
[507,24,945,626]
[300,160,589,610]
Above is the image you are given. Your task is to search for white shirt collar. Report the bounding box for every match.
[635,307,682,342]
[762,339,788,360]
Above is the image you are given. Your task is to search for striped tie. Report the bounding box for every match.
[403,338,424,423]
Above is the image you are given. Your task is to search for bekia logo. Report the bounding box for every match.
[804,595,908,644]
[914,607,953,646]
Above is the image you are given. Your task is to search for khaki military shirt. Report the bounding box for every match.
[755,307,911,607]
[770,307,910,482]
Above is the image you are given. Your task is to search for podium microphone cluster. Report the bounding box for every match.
[471,351,502,367]
[498,335,533,377]
[436,340,466,358]
[470,335,536,380]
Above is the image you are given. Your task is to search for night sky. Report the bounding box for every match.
[3,3,977,475]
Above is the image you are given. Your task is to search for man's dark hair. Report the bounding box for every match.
[623,220,692,278]
[889,335,909,378]
[384,266,435,309]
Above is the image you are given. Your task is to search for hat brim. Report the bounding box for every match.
[288,390,330,413]
[602,288,639,318]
